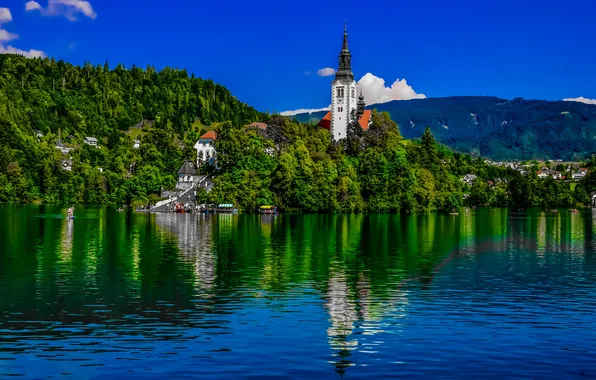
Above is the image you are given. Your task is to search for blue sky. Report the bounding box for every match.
[1,0,596,112]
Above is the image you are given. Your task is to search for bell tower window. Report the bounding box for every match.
[336,87,344,98]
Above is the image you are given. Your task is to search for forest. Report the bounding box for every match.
[292,96,596,161]
[202,113,596,212]
[1,54,595,212]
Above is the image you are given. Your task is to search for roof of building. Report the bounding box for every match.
[85,137,98,142]
[249,122,268,130]
[359,110,372,131]
[200,131,217,140]
[178,161,197,175]
[134,140,140,144]
[318,112,332,130]
[317,110,372,132]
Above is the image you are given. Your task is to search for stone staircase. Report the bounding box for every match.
[152,183,197,212]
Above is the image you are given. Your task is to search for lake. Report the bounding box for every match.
[1,206,596,379]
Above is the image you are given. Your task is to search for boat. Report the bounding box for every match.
[259,205,278,214]
[569,208,579,213]
[216,204,238,213]
[175,203,185,213]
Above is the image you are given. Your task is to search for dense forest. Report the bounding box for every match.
[0,54,264,206]
[1,54,596,211]
[292,96,596,161]
[202,113,596,212]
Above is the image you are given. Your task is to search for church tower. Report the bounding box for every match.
[330,26,358,141]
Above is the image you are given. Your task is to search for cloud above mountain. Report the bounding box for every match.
[0,7,46,58]
[0,44,46,57]
[26,0,97,21]
[563,97,596,105]
[358,73,426,105]
[281,73,426,115]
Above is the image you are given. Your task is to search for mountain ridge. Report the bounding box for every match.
[290,96,596,160]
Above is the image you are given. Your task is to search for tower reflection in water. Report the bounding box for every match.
[154,213,216,294]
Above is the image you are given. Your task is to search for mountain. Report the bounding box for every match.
[0,54,265,205]
[0,54,265,139]
[291,96,596,161]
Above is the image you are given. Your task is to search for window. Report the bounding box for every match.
[338,107,343,112]
[351,88,355,98]
[336,87,344,97]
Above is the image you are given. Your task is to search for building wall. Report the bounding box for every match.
[331,80,357,141]
[194,141,216,166]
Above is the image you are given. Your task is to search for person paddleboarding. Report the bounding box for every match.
[67,206,74,219]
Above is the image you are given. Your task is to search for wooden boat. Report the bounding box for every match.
[259,205,278,214]
[175,204,185,213]
[569,209,579,213]
[216,204,238,213]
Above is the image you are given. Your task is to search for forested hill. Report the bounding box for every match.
[291,96,596,161]
[0,54,265,138]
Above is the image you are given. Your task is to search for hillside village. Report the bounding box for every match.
[462,160,588,187]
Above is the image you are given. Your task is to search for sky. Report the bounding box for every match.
[1,0,596,113]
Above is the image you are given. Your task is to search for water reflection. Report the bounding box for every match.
[154,213,216,292]
[0,207,596,378]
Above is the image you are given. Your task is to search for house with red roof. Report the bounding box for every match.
[194,131,217,167]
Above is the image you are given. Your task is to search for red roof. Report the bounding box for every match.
[249,122,268,129]
[318,112,332,130]
[359,110,372,131]
[200,131,217,140]
[317,110,371,131]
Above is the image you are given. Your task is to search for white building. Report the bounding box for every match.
[462,174,477,186]
[194,131,216,167]
[572,172,586,180]
[84,137,99,146]
[61,159,72,171]
[133,140,140,149]
[317,26,372,141]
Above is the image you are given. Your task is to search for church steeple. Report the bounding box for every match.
[335,24,354,82]
[357,88,365,118]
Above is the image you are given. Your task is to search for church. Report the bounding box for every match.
[317,26,372,141]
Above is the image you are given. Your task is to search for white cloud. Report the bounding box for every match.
[357,73,426,104]
[25,1,42,11]
[563,97,596,105]
[26,0,97,21]
[317,67,336,77]
[0,7,12,23]
[0,44,46,58]
[280,106,330,116]
[0,6,46,58]
[281,72,426,115]
[0,29,18,41]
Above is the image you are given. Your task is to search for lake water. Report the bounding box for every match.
[1,206,596,379]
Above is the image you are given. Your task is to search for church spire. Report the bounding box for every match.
[357,88,365,118]
[335,24,354,82]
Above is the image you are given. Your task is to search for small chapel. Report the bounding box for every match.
[317,26,372,141]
